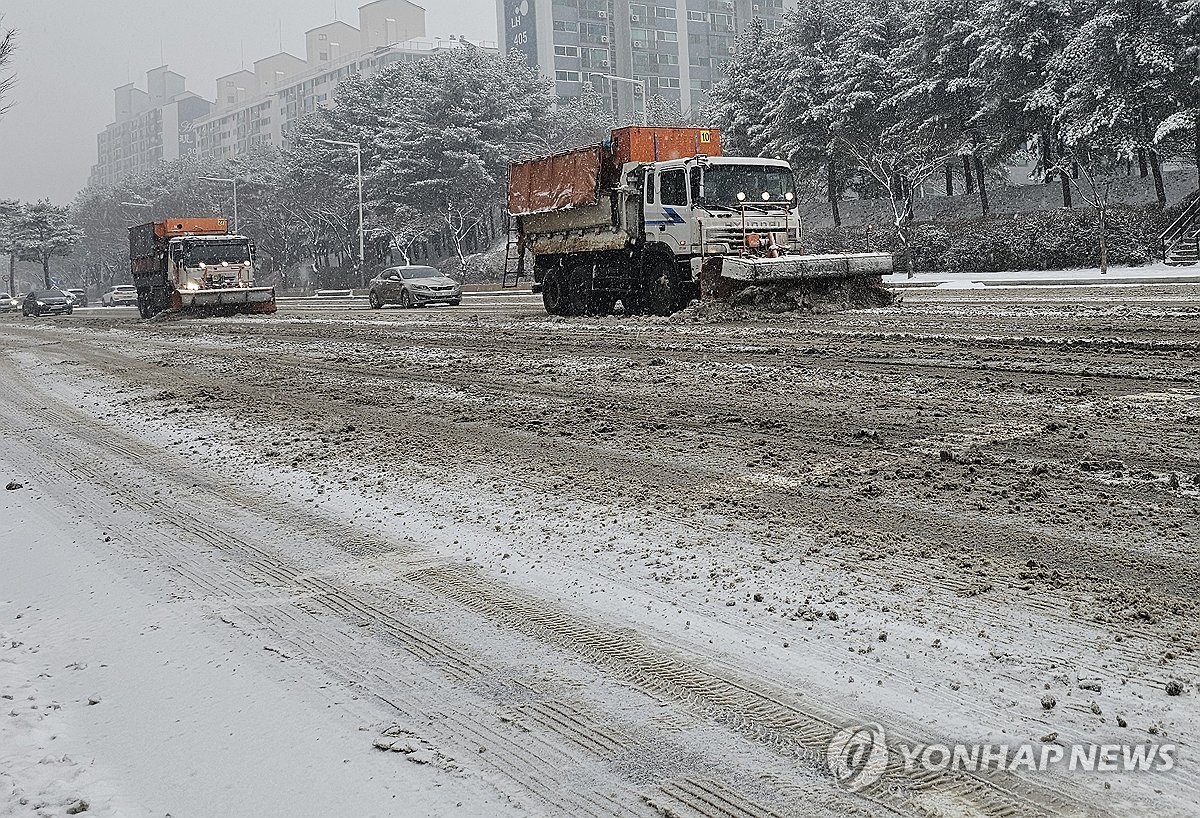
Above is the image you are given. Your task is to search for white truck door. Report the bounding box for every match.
[652,168,691,255]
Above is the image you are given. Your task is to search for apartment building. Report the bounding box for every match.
[192,0,436,160]
[89,67,212,188]
[497,0,794,121]
[91,0,495,184]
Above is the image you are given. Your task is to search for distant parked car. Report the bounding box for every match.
[101,285,139,307]
[368,266,462,309]
[22,289,74,317]
[0,293,14,313]
[65,288,89,307]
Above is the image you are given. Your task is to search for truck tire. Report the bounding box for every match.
[644,259,679,317]
[137,289,153,319]
[542,270,572,316]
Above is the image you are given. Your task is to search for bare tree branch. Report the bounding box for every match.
[0,21,16,119]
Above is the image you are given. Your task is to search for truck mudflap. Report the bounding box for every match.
[173,287,277,314]
[713,252,894,282]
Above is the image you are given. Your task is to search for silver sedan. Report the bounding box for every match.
[368,266,462,309]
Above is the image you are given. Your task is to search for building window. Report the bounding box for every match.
[555,70,581,82]
[655,6,676,18]
[553,20,578,31]
[554,45,580,57]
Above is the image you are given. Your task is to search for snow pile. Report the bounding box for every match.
[679,278,896,322]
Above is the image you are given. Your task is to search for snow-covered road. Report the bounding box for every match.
[1,284,1197,817]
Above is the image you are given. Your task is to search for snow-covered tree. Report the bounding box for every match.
[825,0,964,243]
[1051,0,1183,205]
[711,18,784,157]
[970,0,1078,204]
[0,199,20,295]
[894,0,990,209]
[771,0,861,224]
[546,82,619,151]
[1156,0,1200,185]
[14,201,82,289]
[292,46,556,271]
[1050,148,1125,272]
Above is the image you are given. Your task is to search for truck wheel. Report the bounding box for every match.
[645,264,677,317]
[542,270,572,316]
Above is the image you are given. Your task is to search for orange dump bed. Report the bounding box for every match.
[611,127,721,164]
[157,217,230,238]
[508,146,607,217]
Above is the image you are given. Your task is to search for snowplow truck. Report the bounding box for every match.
[507,126,893,316]
[129,218,277,318]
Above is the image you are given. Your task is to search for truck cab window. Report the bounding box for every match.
[645,169,656,204]
[690,167,702,203]
[660,169,687,206]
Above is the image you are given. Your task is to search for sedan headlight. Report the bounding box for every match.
[36,301,46,307]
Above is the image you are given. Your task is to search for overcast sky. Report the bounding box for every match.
[0,0,497,204]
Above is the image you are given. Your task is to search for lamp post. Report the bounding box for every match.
[589,73,649,127]
[315,137,365,284]
[198,176,239,233]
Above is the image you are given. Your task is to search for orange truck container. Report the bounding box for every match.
[157,217,230,238]
[610,126,722,164]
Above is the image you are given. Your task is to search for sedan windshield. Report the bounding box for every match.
[401,267,442,280]
[702,164,796,208]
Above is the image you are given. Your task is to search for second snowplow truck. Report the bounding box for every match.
[508,126,892,316]
[129,218,276,318]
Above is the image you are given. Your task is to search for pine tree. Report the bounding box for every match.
[14,201,82,289]
[0,199,19,296]
[1156,0,1200,185]
[894,0,990,210]
[1052,0,1183,205]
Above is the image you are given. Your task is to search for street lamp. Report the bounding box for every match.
[198,176,239,233]
[589,72,650,127]
[315,137,365,283]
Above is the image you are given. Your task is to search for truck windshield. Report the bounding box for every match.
[180,240,251,266]
[702,165,796,208]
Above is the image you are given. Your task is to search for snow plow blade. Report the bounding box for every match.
[716,252,893,282]
[175,287,277,315]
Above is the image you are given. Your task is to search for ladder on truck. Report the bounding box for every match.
[501,215,526,288]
